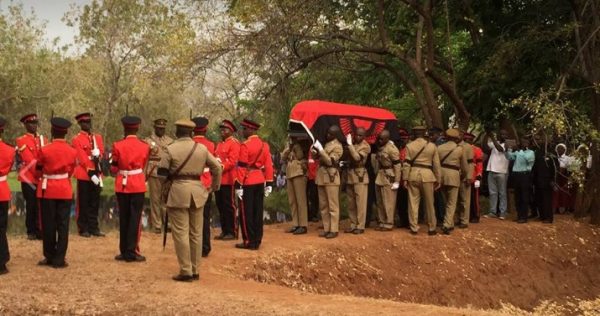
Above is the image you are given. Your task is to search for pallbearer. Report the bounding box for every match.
[111,116,150,262]
[282,135,308,235]
[344,127,371,234]
[191,116,216,257]
[36,117,78,268]
[214,120,240,240]
[16,113,43,240]
[314,126,343,239]
[235,119,273,250]
[0,118,15,275]
[72,112,105,238]
[374,130,401,231]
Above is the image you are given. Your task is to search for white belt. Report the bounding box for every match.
[119,168,143,186]
[0,175,6,182]
[203,168,210,173]
[41,173,69,190]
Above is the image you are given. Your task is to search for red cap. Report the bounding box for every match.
[219,119,237,132]
[241,118,260,130]
[75,112,92,122]
[463,132,475,140]
[20,114,38,123]
[121,116,141,129]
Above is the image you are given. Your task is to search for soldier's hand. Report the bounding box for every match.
[313,140,324,152]
[264,186,272,197]
[91,148,101,158]
[391,182,400,190]
[434,182,441,191]
[235,188,244,199]
[474,180,481,188]
[346,134,353,146]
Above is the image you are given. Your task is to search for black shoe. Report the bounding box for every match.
[38,258,51,266]
[79,232,91,238]
[310,217,319,223]
[325,232,338,239]
[0,265,7,275]
[458,224,468,229]
[378,227,393,232]
[52,262,69,269]
[286,226,299,233]
[410,230,418,235]
[528,214,538,219]
[192,274,200,281]
[318,231,328,238]
[343,227,355,233]
[114,254,125,261]
[172,274,194,282]
[542,219,553,224]
[90,231,106,237]
[202,251,209,258]
[469,218,480,223]
[125,255,146,262]
[221,234,236,241]
[442,227,451,235]
[428,230,437,236]
[28,234,37,240]
[235,243,258,250]
[352,229,364,235]
[293,227,307,235]
[517,219,527,224]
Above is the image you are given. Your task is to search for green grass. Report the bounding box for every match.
[8,171,117,197]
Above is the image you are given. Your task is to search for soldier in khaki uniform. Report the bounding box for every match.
[374,130,402,231]
[437,129,469,234]
[282,136,308,235]
[402,126,441,235]
[158,119,221,282]
[313,125,343,239]
[145,119,173,234]
[344,127,371,234]
[456,130,475,228]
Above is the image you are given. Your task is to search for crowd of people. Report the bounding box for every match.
[0,112,590,282]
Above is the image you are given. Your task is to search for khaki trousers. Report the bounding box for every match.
[148,177,166,230]
[287,176,308,227]
[376,185,398,229]
[347,183,368,229]
[169,205,203,276]
[318,185,340,233]
[442,186,459,229]
[407,181,436,232]
[457,181,472,225]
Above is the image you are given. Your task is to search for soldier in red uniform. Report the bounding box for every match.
[72,113,105,238]
[0,118,15,275]
[214,120,240,240]
[16,113,44,240]
[36,117,78,268]
[192,116,216,257]
[464,132,484,223]
[111,116,150,262]
[235,119,273,250]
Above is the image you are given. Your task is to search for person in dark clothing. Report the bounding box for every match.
[531,138,558,224]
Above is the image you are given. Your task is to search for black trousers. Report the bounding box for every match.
[215,185,237,237]
[306,180,319,220]
[513,172,531,221]
[203,193,212,255]
[395,187,409,228]
[434,191,445,225]
[22,182,40,236]
[76,180,102,234]
[240,184,264,248]
[366,178,377,226]
[116,193,144,259]
[470,185,480,222]
[536,186,553,222]
[40,199,71,265]
[0,202,9,266]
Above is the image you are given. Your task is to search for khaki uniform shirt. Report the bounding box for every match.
[459,140,474,182]
[161,137,222,208]
[437,141,469,187]
[347,140,371,184]
[402,137,441,183]
[315,139,343,186]
[375,141,402,186]
[145,134,173,177]
[282,143,307,179]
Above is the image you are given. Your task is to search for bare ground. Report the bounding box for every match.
[1,214,599,315]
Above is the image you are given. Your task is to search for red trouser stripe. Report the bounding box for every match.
[135,207,143,255]
[238,191,249,246]
[230,188,238,238]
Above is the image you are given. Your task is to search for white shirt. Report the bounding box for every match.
[486,141,509,174]
[557,154,573,169]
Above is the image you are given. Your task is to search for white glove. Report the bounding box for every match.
[313,140,324,152]
[346,134,353,146]
[91,175,101,186]
[474,180,481,188]
[391,182,400,190]
[235,188,244,200]
[91,148,101,158]
[216,157,222,164]
[264,186,272,197]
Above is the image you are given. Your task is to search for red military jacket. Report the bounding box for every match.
[110,135,150,194]
[36,139,77,200]
[16,133,44,184]
[215,136,240,185]
[307,150,318,181]
[472,144,484,181]
[0,139,15,202]
[72,131,105,181]
[237,135,274,186]
[193,135,216,189]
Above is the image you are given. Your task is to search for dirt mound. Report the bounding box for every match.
[238,216,600,312]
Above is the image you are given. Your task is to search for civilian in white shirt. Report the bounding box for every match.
[483,130,510,219]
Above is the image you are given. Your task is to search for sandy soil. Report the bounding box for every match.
[0,214,599,315]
